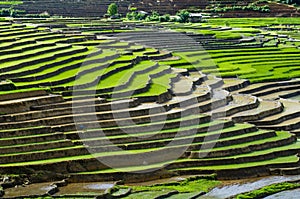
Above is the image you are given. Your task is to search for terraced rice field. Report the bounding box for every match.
[0,17,300,198]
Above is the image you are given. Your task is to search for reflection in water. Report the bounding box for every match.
[201,175,300,199]
[55,182,114,195]
[264,188,300,199]
[40,185,56,191]
[84,183,114,190]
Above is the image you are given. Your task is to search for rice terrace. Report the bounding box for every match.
[0,0,300,198]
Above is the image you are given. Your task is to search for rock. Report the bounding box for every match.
[52,179,68,187]
[46,185,59,195]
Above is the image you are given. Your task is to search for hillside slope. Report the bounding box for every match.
[0,0,298,17]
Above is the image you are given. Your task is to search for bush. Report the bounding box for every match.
[145,11,160,21]
[126,11,147,20]
[159,14,170,22]
[126,11,172,22]
[176,10,190,23]
[107,3,118,17]
[126,12,133,20]
[136,12,147,20]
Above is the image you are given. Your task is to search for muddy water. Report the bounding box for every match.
[4,182,54,197]
[4,175,300,197]
[3,182,114,197]
[201,175,300,199]
[54,182,114,195]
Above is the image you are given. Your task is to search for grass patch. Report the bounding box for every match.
[0,87,49,95]
[175,155,299,170]
[0,1,22,5]
[236,182,300,199]
[124,175,220,196]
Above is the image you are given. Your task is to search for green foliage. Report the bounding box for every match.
[126,11,147,21]
[126,11,170,22]
[129,6,137,11]
[126,12,134,20]
[236,182,300,199]
[145,11,160,21]
[126,176,220,194]
[208,0,270,13]
[136,12,147,20]
[107,3,118,17]
[126,9,191,23]
[159,14,170,22]
[176,10,190,23]
[0,7,25,17]
[0,1,22,5]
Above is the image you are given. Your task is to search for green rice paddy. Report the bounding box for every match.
[0,15,299,198]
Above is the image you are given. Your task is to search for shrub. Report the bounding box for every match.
[176,10,190,23]
[159,14,170,22]
[136,12,147,20]
[126,11,171,22]
[145,11,160,21]
[107,3,118,17]
[126,11,147,20]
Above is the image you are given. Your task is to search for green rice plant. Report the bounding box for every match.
[236,182,300,199]
[97,60,157,89]
[0,1,22,5]
[15,49,118,86]
[126,177,220,194]
[175,155,299,170]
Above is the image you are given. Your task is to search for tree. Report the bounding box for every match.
[176,10,190,23]
[107,3,118,17]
